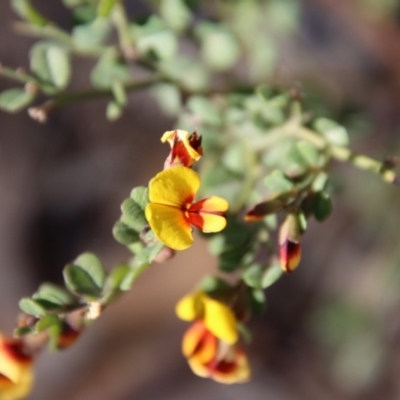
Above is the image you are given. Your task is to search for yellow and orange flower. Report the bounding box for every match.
[176,291,251,384]
[0,335,34,400]
[145,166,229,251]
[161,130,203,169]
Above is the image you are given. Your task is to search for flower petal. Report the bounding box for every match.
[203,298,238,345]
[189,196,229,213]
[182,321,217,363]
[189,212,227,233]
[211,348,251,384]
[161,130,203,168]
[145,203,193,250]
[176,291,205,322]
[148,166,200,208]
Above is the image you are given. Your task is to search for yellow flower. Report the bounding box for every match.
[176,292,251,384]
[176,291,238,344]
[145,166,229,250]
[183,321,251,384]
[0,335,33,400]
[161,130,203,168]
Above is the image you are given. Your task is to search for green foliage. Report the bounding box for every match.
[159,0,192,32]
[19,298,47,317]
[11,0,48,26]
[314,118,349,146]
[63,263,103,297]
[0,88,35,112]
[30,42,71,91]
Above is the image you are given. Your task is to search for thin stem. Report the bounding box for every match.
[28,77,161,122]
[14,22,112,57]
[112,3,136,59]
[0,64,37,84]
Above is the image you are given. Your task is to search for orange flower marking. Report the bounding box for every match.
[161,130,203,169]
[145,166,229,250]
[183,321,250,384]
[0,335,33,400]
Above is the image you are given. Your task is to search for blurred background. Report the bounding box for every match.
[2,0,400,399]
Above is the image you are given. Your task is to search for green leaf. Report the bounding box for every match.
[73,19,111,49]
[263,170,294,197]
[196,23,240,72]
[36,315,60,332]
[135,241,164,265]
[160,0,192,32]
[221,141,247,174]
[243,264,264,288]
[14,326,35,337]
[90,53,130,89]
[0,88,35,112]
[312,172,329,192]
[160,56,209,92]
[45,46,71,89]
[261,263,283,288]
[33,283,74,307]
[11,0,48,26]
[130,186,149,209]
[97,0,119,17]
[151,83,182,117]
[19,298,47,317]
[314,117,349,146]
[137,30,178,61]
[198,276,232,296]
[121,198,148,232]
[63,264,102,297]
[111,81,127,106]
[106,100,122,121]
[30,43,71,89]
[248,288,266,315]
[105,263,131,292]
[47,321,62,352]
[74,252,106,290]
[113,220,140,245]
[187,96,222,126]
[296,141,320,167]
[312,191,333,222]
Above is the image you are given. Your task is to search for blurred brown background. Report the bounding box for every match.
[2,1,400,399]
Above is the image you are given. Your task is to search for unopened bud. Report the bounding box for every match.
[279,214,302,273]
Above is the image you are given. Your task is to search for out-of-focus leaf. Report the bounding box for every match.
[312,191,333,222]
[19,298,47,317]
[267,0,300,33]
[106,100,122,121]
[36,315,60,332]
[221,141,247,174]
[196,22,240,71]
[314,117,349,146]
[0,88,35,112]
[187,96,221,126]
[30,42,71,89]
[97,0,119,17]
[159,0,192,32]
[151,83,182,117]
[73,19,111,49]
[261,263,283,288]
[160,56,209,92]
[91,53,130,89]
[11,0,48,26]
[198,276,232,296]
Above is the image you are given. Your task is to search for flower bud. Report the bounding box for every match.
[57,322,80,350]
[279,214,302,273]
